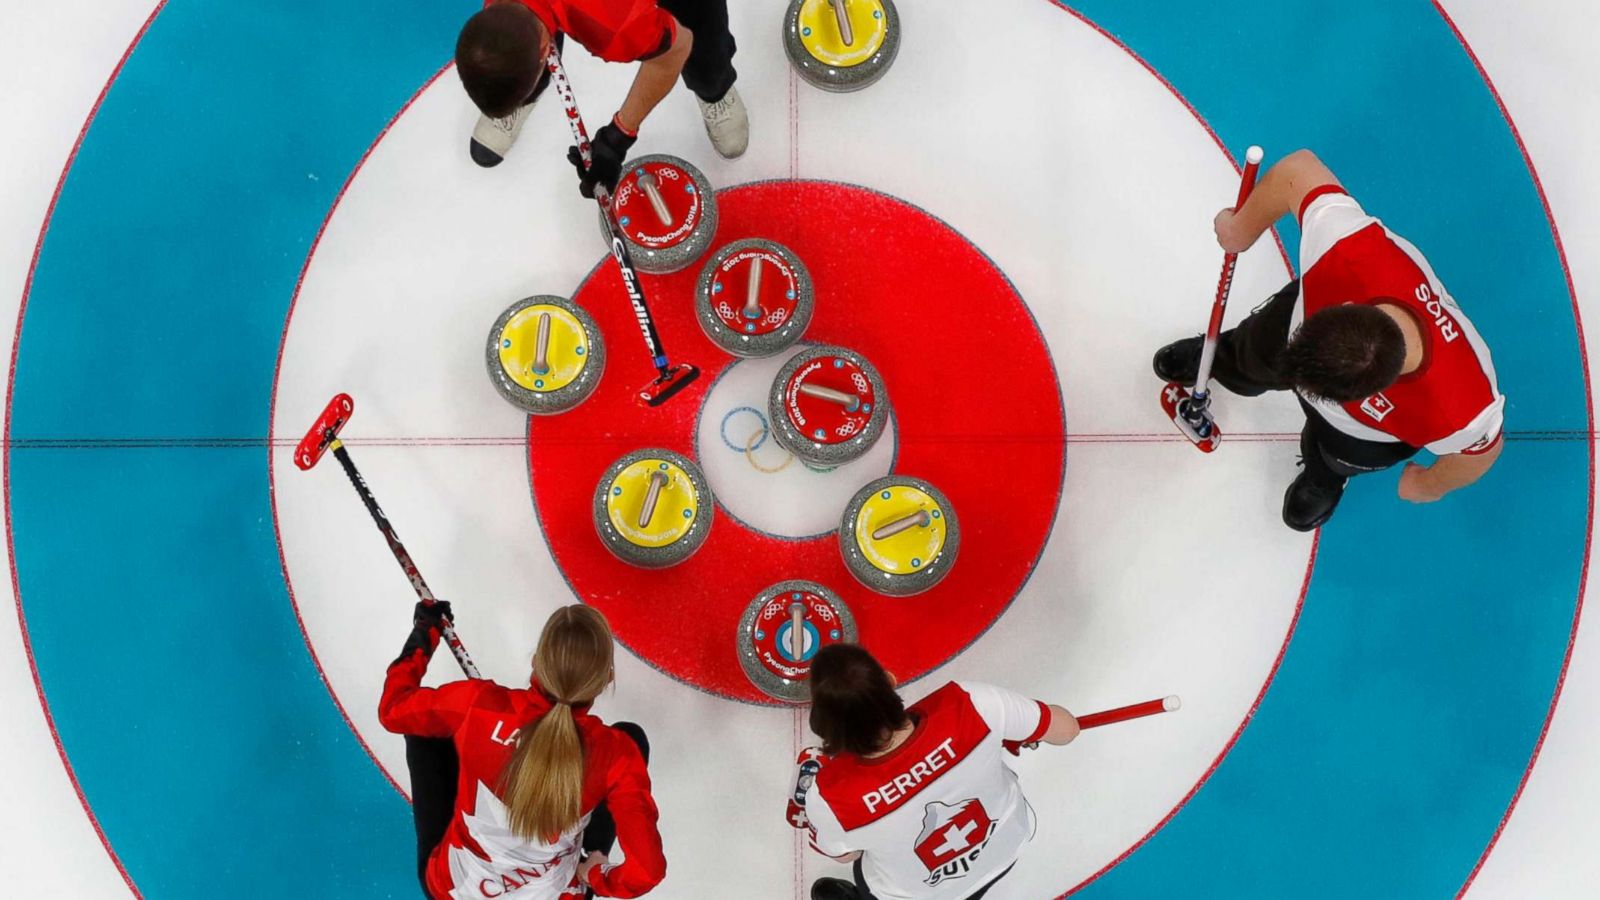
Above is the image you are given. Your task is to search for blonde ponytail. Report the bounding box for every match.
[498,605,615,843]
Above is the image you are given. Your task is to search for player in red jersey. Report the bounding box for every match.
[1154,149,1506,531]
[455,0,746,178]
[380,603,665,899]
[801,644,1080,900]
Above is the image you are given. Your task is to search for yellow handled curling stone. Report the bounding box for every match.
[839,475,959,596]
[487,295,605,415]
[592,448,714,568]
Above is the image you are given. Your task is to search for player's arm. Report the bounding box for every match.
[963,682,1078,753]
[583,744,666,898]
[803,783,862,863]
[1037,704,1080,746]
[616,21,693,133]
[378,602,480,736]
[1214,149,1343,253]
[1399,436,1503,503]
[1004,703,1079,754]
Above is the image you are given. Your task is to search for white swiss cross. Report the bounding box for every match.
[1361,392,1396,422]
[932,820,979,857]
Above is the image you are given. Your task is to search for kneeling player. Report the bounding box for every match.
[380,603,665,899]
[802,644,1080,900]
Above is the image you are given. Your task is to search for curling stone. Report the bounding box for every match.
[768,345,890,468]
[592,448,713,567]
[783,0,901,93]
[738,580,858,702]
[695,239,814,358]
[487,295,606,415]
[840,475,959,596]
[602,154,717,274]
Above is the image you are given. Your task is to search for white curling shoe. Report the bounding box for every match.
[696,86,749,159]
[469,102,533,168]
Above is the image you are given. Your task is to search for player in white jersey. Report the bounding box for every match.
[802,644,1080,900]
[1154,149,1505,530]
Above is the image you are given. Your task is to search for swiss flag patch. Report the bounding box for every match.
[914,799,996,877]
[1361,392,1396,422]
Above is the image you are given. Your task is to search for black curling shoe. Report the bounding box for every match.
[1153,336,1204,386]
[1283,437,1348,532]
[812,878,864,900]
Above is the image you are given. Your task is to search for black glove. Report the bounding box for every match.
[567,119,637,200]
[394,600,454,665]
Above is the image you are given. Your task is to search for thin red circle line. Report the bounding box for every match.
[1,5,1583,899]
[1041,3,1595,896]
[3,3,171,897]
[1045,1,1294,275]
[265,63,455,803]
[1060,535,1319,897]
[1428,3,1594,895]
[1043,4,1307,896]
[269,5,1319,886]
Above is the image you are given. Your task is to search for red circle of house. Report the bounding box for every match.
[528,180,1066,703]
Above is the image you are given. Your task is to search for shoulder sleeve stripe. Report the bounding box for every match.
[1298,184,1349,223]
[1021,701,1051,744]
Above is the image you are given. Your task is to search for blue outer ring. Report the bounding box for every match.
[8,2,1584,898]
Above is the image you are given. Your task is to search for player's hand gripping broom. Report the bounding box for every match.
[544,49,701,408]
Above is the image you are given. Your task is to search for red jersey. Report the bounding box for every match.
[379,647,665,900]
[1291,186,1505,455]
[805,682,1051,900]
[499,0,677,63]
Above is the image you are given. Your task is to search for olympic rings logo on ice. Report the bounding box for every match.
[720,406,794,473]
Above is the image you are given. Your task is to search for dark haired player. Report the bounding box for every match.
[1154,150,1506,531]
[455,0,745,187]
[802,644,1080,900]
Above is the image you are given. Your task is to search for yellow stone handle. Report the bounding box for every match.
[871,508,931,541]
[532,312,552,375]
[832,0,854,47]
[638,470,668,528]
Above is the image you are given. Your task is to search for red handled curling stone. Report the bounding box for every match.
[694,239,814,358]
[737,579,858,703]
[486,295,606,415]
[601,154,718,275]
[592,448,714,568]
[767,345,890,469]
[839,475,959,596]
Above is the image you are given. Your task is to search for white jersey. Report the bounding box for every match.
[805,681,1052,900]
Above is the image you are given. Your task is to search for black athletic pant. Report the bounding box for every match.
[406,722,651,899]
[1209,280,1420,480]
[847,860,1014,900]
[658,0,738,102]
[527,0,738,107]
